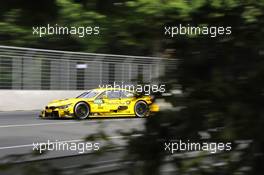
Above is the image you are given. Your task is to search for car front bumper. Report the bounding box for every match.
[40,108,74,118]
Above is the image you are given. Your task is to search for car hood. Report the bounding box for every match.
[47,98,92,107]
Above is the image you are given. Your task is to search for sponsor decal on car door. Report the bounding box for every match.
[93,90,121,113]
[104,90,121,112]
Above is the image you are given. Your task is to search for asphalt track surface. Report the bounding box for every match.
[0,111,145,162]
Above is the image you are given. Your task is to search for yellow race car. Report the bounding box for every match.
[40,88,159,119]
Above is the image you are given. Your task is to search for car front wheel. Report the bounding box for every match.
[74,102,90,120]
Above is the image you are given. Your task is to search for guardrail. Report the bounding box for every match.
[0,45,178,90]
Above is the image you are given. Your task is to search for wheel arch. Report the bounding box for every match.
[73,101,90,109]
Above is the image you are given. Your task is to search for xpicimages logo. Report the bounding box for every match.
[164,140,232,154]
[164,24,232,38]
[99,82,166,95]
[33,140,100,154]
[32,24,100,37]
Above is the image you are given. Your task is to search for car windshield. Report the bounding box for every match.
[77,90,100,98]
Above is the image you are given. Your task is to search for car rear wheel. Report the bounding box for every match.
[74,102,90,120]
[134,101,149,117]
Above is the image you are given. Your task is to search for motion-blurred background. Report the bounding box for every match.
[0,0,264,175]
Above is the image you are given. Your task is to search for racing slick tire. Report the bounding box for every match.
[134,101,149,117]
[74,102,90,120]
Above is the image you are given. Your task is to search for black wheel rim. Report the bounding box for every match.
[76,104,89,118]
[135,102,148,116]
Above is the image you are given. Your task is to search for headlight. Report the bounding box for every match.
[58,104,72,109]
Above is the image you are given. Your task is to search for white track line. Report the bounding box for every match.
[0,144,34,150]
[0,121,82,128]
[0,134,142,150]
[0,118,134,128]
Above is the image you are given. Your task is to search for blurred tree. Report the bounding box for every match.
[126,0,264,175]
[0,0,58,25]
